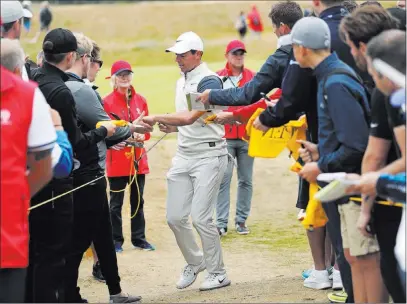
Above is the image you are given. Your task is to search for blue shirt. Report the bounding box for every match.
[314,52,370,174]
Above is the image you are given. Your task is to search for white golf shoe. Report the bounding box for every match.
[199,273,231,291]
[176,263,206,289]
[304,269,332,290]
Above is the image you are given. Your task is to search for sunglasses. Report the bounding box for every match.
[232,50,245,56]
[91,58,103,68]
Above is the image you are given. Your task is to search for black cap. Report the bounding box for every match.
[42,28,77,54]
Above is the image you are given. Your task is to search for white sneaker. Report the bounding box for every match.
[176,263,206,289]
[304,269,332,290]
[199,273,231,291]
[332,268,343,290]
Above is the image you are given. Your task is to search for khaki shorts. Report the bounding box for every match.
[338,201,380,257]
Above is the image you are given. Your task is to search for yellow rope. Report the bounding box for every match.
[29,146,143,219]
[28,175,106,211]
[350,196,404,208]
[108,146,141,219]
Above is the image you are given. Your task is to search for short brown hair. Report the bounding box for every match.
[268,1,303,29]
[339,5,399,47]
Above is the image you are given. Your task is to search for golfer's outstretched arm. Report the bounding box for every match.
[144,110,206,127]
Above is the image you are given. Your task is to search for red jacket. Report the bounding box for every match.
[247,7,264,32]
[1,67,34,268]
[103,86,150,177]
[233,89,282,123]
[217,64,255,140]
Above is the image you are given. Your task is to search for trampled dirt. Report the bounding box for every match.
[78,139,330,303]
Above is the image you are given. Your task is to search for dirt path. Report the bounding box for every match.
[78,139,329,303]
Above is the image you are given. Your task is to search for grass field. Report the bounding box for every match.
[97,59,266,113]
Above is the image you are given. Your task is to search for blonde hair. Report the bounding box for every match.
[110,73,134,89]
[73,32,93,61]
[91,40,101,61]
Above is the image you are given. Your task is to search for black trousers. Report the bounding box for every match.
[109,175,146,246]
[322,201,354,303]
[373,204,405,303]
[26,180,74,303]
[0,268,27,303]
[65,176,121,302]
[296,176,310,209]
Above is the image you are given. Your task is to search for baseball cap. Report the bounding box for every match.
[225,40,246,54]
[42,28,78,54]
[289,17,331,50]
[197,75,223,93]
[1,1,32,24]
[106,60,133,79]
[166,31,204,54]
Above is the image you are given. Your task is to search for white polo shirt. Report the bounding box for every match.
[175,62,227,158]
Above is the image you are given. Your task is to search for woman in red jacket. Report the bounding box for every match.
[103,60,155,252]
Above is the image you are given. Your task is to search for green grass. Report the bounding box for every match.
[221,218,309,252]
[96,59,266,114]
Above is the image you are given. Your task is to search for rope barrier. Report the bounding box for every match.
[28,134,168,216]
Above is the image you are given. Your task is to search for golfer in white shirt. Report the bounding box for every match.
[142,31,231,291]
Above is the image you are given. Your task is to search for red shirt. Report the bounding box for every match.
[103,86,150,176]
[0,67,34,268]
[217,63,255,140]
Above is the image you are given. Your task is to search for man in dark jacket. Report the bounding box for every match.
[27,28,117,303]
[293,17,370,304]
[339,7,404,303]
[198,1,301,107]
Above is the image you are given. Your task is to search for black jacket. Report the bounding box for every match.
[259,51,319,142]
[320,6,373,87]
[208,44,292,106]
[32,62,108,155]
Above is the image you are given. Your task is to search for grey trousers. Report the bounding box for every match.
[166,154,228,275]
[216,139,254,228]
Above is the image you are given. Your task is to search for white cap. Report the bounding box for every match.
[1,1,33,24]
[165,31,204,54]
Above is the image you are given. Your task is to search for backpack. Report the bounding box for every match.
[321,68,371,126]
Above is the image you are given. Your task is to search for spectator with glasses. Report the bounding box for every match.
[85,40,103,104]
[84,40,107,282]
[64,33,145,303]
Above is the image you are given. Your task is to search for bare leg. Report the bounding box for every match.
[91,243,98,266]
[345,249,367,303]
[306,227,326,270]
[358,253,389,303]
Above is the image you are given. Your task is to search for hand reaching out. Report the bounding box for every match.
[158,123,177,134]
